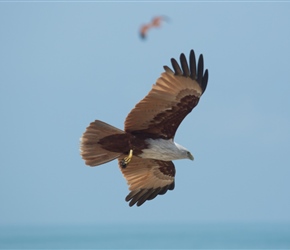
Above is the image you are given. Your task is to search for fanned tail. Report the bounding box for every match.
[80,120,124,166]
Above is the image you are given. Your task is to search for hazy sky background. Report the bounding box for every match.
[0,2,289,226]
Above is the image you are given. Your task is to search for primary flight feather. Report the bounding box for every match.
[80,49,208,206]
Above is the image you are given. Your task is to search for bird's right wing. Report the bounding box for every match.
[124,50,208,139]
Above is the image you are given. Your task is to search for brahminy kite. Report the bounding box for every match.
[80,50,209,206]
[139,16,169,39]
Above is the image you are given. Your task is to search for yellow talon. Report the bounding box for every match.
[121,149,133,168]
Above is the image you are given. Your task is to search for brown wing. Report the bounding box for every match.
[139,16,167,39]
[118,156,175,207]
[124,49,208,139]
[140,24,150,39]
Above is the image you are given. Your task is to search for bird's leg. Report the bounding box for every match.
[121,149,133,168]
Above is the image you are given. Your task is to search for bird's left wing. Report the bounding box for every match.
[118,156,175,207]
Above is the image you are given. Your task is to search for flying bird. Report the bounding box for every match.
[80,50,209,207]
[139,16,168,39]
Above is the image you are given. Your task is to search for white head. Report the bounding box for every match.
[140,138,194,162]
[174,142,194,161]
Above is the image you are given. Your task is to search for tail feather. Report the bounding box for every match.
[80,120,124,166]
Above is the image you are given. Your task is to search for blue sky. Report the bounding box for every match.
[0,2,290,226]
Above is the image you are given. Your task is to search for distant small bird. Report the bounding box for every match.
[80,50,209,207]
[139,16,169,39]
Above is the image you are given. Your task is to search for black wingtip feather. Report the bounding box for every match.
[167,50,209,91]
[171,58,183,76]
[163,65,174,74]
[136,189,156,207]
[189,49,196,80]
[168,49,209,95]
[128,189,146,207]
[171,50,208,93]
[201,69,209,93]
[126,184,174,207]
[180,53,190,77]
[147,187,162,201]
[168,181,175,190]
[197,54,204,85]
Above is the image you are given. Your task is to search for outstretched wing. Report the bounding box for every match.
[124,50,208,139]
[118,156,175,207]
[139,16,169,39]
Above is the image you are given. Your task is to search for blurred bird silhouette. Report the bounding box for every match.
[139,16,169,39]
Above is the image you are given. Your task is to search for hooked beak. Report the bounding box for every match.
[188,152,194,161]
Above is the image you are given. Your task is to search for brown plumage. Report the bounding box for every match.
[80,50,209,206]
[120,158,175,207]
[139,16,168,39]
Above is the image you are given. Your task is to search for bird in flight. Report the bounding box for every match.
[80,50,209,206]
[139,16,168,39]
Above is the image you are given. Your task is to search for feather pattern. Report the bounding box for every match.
[119,156,175,207]
[80,49,209,207]
[124,49,208,139]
